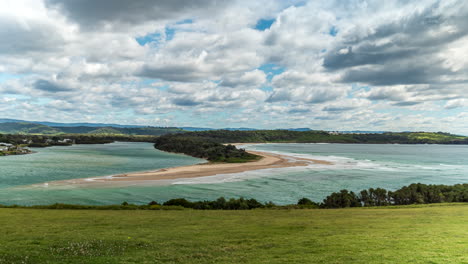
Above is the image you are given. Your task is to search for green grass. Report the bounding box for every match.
[0,204,467,263]
[407,132,466,142]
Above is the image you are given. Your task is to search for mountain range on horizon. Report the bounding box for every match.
[0,118,390,134]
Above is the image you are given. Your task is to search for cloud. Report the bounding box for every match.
[445,99,467,109]
[221,69,266,88]
[323,0,468,87]
[45,0,229,29]
[267,71,348,103]
[322,99,371,112]
[172,97,201,106]
[0,1,70,55]
[33,79,72,92]
[0,0,467,133]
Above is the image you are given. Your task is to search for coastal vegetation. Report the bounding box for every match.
[2,183,466,210]
[149,130,468,162]
[158,130,468,144]
[0,133,155,148]
[2,121,467,145]
[321,183,468,208]
[0,203,466,263]
[153,136,260,162]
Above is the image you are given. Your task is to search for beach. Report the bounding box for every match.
[38,150,332,187]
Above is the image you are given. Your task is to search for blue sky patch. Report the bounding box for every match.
[165,27,176,41]
[329,26,338,36]
[176,19,193,25]
[0,73,24,83]
[258,63,285,81]
[255,19,276,31]
[136,32,162,46]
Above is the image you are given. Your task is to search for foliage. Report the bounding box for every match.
[321,183,468,208]
[297,198,320,208]
[153,135,260,162]
[153,130,468,144]
[163,197,265,210]
[0,133,157,147]
[0,183,466,211]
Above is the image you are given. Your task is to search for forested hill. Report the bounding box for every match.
[157,130,468,144]
[0,122,184,136]
[153,136,260,163]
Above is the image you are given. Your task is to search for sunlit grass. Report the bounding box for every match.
[0,203,467,263]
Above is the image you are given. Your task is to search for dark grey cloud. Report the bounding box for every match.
[323,1,468,86]
[288,108,310,114]
[265,91,290,103]
[0,17,64,54]
[341,64,452,86]
[172,97,200,106]
[266,90,342,104]
[33,80,72,92]
[46,0,228,29]
[392,101,421,106]
[322,105,356,112]
[323,45,416,71]
[138,64,210,82]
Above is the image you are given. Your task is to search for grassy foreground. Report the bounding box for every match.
[1,204,467,264]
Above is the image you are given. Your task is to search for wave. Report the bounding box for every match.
[169,147,468,186]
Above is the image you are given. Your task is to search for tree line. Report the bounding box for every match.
[321,183,468,208]
[2,183,466,210]
[0,133,156,147]
[152,130,468,144]
[153,135,259,162]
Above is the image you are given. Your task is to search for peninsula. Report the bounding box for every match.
[36,149,332,187]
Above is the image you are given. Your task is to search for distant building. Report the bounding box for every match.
[58,139,73,144]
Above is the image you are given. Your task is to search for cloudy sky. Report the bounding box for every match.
[1,0,468,133]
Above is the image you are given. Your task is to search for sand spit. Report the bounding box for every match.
[35,150,332,188]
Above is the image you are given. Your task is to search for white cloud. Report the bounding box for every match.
[0,0,467,133]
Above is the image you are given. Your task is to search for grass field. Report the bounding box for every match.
[1,204,467,263]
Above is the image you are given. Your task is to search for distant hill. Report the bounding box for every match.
[178,127,215,131]
[181,127,314,131]
[0,122,185,136]
[0,122,62,135]
[157,130,468,144]
[87,127,123,134]
[0,118,145,128]
[336,130,387,134]
[180,127,259,131]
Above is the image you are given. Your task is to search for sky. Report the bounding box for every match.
[0,0,467,133]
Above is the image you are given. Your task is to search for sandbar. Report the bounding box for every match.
[36,149,332,188]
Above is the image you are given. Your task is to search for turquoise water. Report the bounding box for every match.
[0,142,467,205]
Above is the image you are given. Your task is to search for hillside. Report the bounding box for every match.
[154,136,260,162]
[0,118,145,128]
[160,130,468,144]
[0,122,62,135]
[0,203,466,263]
[0,122,184,136]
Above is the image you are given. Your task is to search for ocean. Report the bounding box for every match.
[0,142,467,205]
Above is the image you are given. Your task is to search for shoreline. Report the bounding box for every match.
[36,149,332,188]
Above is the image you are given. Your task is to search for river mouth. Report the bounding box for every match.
[1,143,467,206]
